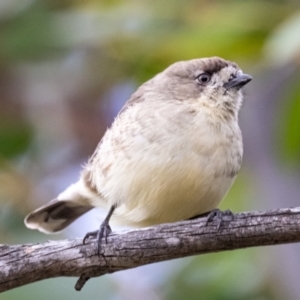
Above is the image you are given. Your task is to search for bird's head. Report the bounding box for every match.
[153,57,252,119]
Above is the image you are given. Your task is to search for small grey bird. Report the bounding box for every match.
[25,57,252,251]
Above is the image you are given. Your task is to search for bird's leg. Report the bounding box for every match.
[83,205,116,255]
[205,208,234,230]
[189,209,234,230]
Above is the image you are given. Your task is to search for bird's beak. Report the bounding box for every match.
[224,74,252,90]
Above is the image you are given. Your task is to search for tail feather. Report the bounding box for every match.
[25,199,93,233]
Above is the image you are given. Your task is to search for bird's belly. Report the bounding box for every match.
[90,107,242,227]
[98,150,236,227]
[113,175,234,227]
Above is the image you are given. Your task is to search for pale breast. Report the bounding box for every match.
[86,99,243,226]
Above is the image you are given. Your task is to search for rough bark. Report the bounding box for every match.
[1,207,300,293]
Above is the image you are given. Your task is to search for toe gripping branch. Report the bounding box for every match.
[77,205,116,291]
[82,205,116,255]
[205,209,234,230]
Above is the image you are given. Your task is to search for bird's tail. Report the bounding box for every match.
[24,181,94,233]
[25,199,93,233]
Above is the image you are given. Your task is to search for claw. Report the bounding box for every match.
[83,230,98,245]
[82,205,116,256]
[96,223,112,255]
[82,223,112,255]
[206,209,234,230]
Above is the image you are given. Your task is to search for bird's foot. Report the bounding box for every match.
[83,230,98,244]
[205,209,234,231]
[82,205,115,255]
[83,222,112,255]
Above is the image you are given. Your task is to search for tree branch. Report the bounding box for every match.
[1,207,300,293]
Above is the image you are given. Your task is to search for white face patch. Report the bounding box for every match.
[212,65,242,88]
[192,64,244,116]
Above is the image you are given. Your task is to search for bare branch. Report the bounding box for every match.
[1,207,300,293]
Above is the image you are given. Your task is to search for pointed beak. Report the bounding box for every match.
[224,74,252,90]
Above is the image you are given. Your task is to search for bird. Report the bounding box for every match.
[25,56,252,252]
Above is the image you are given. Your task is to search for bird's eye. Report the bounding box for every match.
[196,73,211,84]
[229,74,237,81]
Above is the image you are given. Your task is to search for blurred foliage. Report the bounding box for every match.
[0,0,300,299]
[0,1,56,66]
[165,249,272,300]
[0,120,33,158]
[278,79,300,166]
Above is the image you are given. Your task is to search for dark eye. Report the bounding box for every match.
[229,74,237,81]
[196,73,211,84]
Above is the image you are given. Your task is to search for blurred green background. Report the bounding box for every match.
[1,0,300,299]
